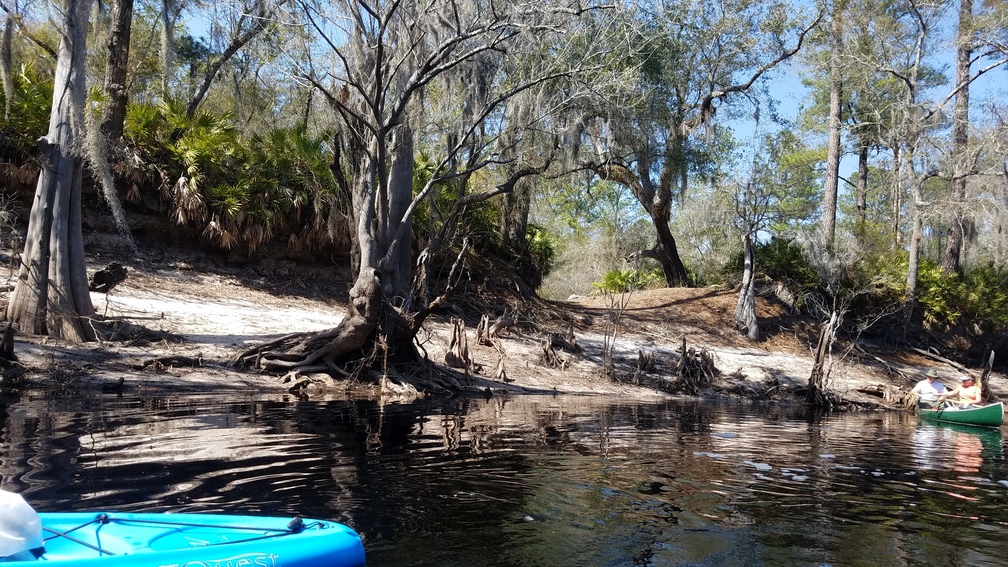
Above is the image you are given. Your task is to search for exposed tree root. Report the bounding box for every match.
[631,350,655,385]
[445,317,480,374]
[230,270,393,390]
[980,350,995,403]
[540,336,567,369]
[673,337,718,394]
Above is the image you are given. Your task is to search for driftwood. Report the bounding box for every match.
[136,355,204,372]
[489,313,514,337]
[807,312,839,408]
[884,384,916,408]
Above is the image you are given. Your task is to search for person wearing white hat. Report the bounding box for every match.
[936,374,982,409]
[912,369,947,408]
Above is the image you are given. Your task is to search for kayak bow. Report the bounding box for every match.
[6,512,365,566]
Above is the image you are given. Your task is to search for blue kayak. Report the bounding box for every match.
[8,512,365,566]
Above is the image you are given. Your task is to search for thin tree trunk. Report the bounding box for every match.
[184,14,267,119]
[1,15,14,119]
[7,0,96,342]
[903,168,924,330]
[941,0,972,275]
[891,144,902,250]
[822,1,843,247]
[734,233,758,341]
[160,0,178,96]
[855,143,868,243]
[1000,162,1008,262]
[100,0,133,140]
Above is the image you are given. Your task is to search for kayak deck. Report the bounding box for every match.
[21,512,365,566]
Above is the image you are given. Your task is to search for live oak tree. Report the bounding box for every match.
[237,0,613,392]
[6,0,95,342]
[578,0,820,287]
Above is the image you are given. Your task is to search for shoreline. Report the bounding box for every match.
[3,260,1003,409]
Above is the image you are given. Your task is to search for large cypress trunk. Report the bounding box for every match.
[7,0,95,342]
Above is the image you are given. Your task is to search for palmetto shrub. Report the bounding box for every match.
[0,62,54,162]
[124,102,345,256]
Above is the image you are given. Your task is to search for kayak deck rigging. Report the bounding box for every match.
[40,513,315,558]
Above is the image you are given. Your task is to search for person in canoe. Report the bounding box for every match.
[936,374,983,409]
[912,369,947,408]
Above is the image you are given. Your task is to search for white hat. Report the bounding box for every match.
[0,490,43,558]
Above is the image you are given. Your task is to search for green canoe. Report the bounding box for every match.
[919,401,1004,428]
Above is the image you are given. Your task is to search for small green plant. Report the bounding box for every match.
[915,262,1008,336]
[593,268,650,294]
[592,268,652,378]
[527,225,555,278]
[960,264,1008,334]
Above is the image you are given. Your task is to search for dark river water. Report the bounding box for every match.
[1,390,1006,566]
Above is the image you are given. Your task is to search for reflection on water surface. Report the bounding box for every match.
[1,393,1005,566]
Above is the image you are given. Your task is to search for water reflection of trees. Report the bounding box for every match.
[4,393,1007,566]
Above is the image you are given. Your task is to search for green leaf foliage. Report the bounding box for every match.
[593,268,661,295]
[916,263,1008,335]
[527,224,556,279]
[723,237,819,295]
[0,63,54,161]
[960,265,1008,335]
[124,102,342,255]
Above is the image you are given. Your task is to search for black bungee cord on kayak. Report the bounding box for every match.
[41,513,323,558]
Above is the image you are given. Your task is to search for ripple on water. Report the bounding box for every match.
[5,395,1008,567]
